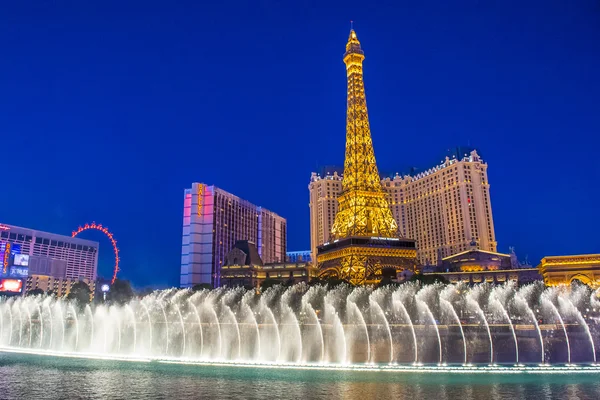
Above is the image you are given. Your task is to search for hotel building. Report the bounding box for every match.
[180,183,286,288]
[0,223,99,281]
[309,149,497,265]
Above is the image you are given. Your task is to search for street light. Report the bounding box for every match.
[101,284,110,301]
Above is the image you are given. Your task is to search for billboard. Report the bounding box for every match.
[10,244,21,255]
[0,278,23,293]
[0,242,23,275]
[9,266,28,278]
[13,254,29,267]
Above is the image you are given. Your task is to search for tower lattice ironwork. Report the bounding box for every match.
[317,29,416,285]
[330,29,398,240]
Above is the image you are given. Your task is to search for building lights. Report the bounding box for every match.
[197,184,205,217]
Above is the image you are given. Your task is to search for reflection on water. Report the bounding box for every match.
[0,353,599,400]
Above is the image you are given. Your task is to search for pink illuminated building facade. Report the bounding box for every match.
[180,183,286,288]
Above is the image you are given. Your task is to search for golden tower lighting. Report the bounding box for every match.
[317,28,417,285]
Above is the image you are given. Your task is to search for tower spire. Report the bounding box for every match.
[330,28,398,239]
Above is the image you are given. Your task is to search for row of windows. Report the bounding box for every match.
[0,231,97,252]
[310,166,495,259]
[0,232,33,242]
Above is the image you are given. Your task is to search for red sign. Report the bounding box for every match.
[0,225,9,231]
[0,279,22,293]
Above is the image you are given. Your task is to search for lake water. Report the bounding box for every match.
[1,352,600,400]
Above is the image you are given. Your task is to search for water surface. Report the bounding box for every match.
[1,352,599,399]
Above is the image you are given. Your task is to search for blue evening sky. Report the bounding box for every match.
[1,1,598,287]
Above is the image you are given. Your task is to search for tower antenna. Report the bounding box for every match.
[350,20,354,30]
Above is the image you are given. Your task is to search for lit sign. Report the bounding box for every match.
[370,237,400,241]
[13,254,29,267]
[10,244,20,255]
[0,278,22,293]
[0,224,9,231]
[3,242,11,274]
[9,266,28,278]
[197,184,205,217]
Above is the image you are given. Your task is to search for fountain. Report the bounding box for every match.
[489,283,519,364]
[415,285,443,364]
[542,289,571,364]
[439,284,467,364]
[0,282,599,372]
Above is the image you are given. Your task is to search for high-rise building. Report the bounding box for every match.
[309,150,497,265]
[315,29,417,285]
[0,223,99,281]
[309,169,342,263]
[180,183,286,288]
[384,150,496,264]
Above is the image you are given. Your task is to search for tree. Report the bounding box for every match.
[309,277,352,289]
[284,277,296,287]
[67,281,92,306]
[308,277,325,286]
[377,275,398,288]
[107,279,134,305]
[259,278,281,292]
[26,288,45,297]
[192,283,213,291]
[409,273,449,285]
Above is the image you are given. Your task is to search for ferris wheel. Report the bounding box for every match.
[72,222,120,284]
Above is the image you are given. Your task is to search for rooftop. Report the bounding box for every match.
[0,223,99,247]
[441,248,511,261]
[312,148,486,183]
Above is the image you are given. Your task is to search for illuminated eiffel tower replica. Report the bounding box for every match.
[317,28,417,286]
